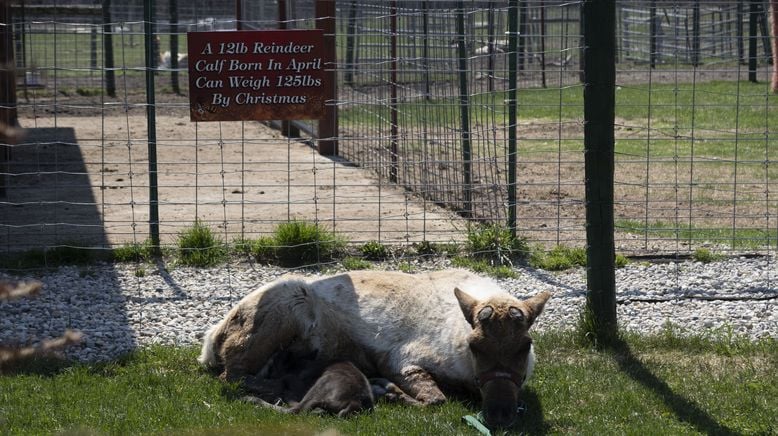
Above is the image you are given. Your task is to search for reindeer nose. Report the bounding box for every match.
[484,404,517,428]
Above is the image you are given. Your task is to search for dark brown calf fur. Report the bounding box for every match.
[243,360,374,417]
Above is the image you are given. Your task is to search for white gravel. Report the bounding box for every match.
[1,256,776,362]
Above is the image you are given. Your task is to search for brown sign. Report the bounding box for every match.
[187,30,327,122]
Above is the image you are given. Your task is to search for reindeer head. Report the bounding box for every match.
[455,288,551,429]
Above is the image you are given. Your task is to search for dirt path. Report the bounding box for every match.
[2,111,467,251]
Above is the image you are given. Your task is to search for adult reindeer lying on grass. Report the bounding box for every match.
[199,269,551,429]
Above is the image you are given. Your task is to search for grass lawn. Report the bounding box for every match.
[1,330,775,435]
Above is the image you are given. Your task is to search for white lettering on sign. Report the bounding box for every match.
[188,30,326,121]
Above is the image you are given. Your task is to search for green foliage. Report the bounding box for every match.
[234,222,346,267]
[176,220,226,267]
[451,256,518,279]
[617,219,778,250]
[693,248,724,263]
[112,240,156,263]
[247,236,277,263]
[0,243,102,269]
[76,87,102,97]
[465,224,528,264]
[273,221,346,267]
[530,245,587,271]
[530,246,628,271]
[341,256,372,270]
[397,261,414,273]
[360,241,389,261]
[413,240,460,257]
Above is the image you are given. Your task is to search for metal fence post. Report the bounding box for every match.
[749,0,758,82]
[390,1,398,184]
[0,0,17,199]
[583,0,617,340]
[345,0,357,86]
[507,0,518,235]
[102,0,115,97]
[456,1,472,218]
[144,0,160,250]
[170,0,180,94]
[692,1,701,67]
[649,0,657,68]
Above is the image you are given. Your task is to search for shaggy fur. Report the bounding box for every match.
[244,360,375,417]
[200,269,550,428]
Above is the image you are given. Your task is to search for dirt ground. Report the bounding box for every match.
[1,101,468,251]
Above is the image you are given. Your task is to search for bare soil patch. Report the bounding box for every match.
[2,99,467,251]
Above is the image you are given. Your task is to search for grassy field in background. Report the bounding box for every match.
[342,80,775,160]
[1,330,775,435]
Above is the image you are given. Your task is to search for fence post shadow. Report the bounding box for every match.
[607,338,739,436]
[515,387,550,434]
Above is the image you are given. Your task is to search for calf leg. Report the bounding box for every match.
[370,378,422,406]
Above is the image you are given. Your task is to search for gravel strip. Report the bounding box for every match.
[1,256,776,362]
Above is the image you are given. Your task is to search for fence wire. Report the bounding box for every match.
[0,0,776,261]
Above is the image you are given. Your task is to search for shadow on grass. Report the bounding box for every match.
[514,388,549,434]
[0,354,72,376]
[609,338,740,436]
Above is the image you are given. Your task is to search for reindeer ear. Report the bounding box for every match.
[454,287,478,327]
[523,291,552,326]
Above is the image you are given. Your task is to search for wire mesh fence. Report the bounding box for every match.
[0,0,776,260]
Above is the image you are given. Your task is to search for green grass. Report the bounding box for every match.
[112,240,157,263]
[341,80,777,165]
[341,256,372,270]
[529,245,588,271]
[0,243,107,270]
[241,221,346,267]
[465,224,529,264]
[450,256,518,279]
[272,221,345,267]
[359,241,389,261]
[692,248,725,263]
[528,246,629,271]
[617,219,778,249]
[1,331,775,435]
[176,220,227,267]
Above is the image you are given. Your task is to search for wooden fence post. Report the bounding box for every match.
[316,0,338,156]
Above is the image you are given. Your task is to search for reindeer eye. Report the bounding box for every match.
[477,306,494,322]
[509,307,524,321]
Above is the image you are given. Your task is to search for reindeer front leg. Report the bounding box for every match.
[392,364,446,405]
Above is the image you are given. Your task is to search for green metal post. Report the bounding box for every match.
[390,0,398,183]
[144,0,160,251]
[507,0,518,234]
[102,0,115,97]
[583,0,617,340]
[456,1,472,218]
[170,0,180,94]
[749,0,757,82]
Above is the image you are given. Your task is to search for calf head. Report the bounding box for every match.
[455,288,551,429]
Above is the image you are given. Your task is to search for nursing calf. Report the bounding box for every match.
[199,269,550,428]
[243,360,375,417]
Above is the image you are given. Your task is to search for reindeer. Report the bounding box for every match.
[200,269,550,428]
